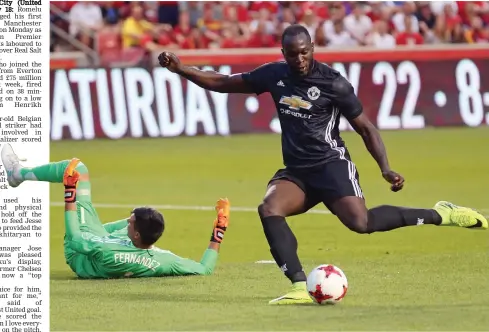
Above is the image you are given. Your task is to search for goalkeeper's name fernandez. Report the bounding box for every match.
[2,143,230,279]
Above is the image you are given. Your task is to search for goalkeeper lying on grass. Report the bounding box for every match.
[1,143,230,279]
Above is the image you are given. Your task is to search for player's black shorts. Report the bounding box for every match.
[268,160,364,213]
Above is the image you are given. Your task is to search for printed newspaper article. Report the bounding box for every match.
[0,1,48,332]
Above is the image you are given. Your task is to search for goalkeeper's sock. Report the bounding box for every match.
[19,160,91,202]
[19,160,71,182]
[19,160,90,182]
[260,215,307,283]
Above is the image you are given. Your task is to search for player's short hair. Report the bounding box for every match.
[281,24,312,45]
[132,207,164,245]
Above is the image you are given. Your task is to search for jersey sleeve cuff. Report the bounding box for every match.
[344,108,363,120]
[241,72,264,95]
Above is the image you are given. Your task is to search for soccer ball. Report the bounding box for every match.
[306,264,348,305]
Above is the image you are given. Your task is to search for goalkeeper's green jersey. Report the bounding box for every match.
[64,217,218,279]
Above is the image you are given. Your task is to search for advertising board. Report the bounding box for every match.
[50,47,489,140]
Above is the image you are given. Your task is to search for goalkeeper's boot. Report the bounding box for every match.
[434,201,487,230]
[268,281,314,305]
[1,143,25,188]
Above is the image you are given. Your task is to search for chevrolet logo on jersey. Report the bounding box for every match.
[279,95,313,111]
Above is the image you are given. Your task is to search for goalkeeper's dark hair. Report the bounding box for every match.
[132,207,164,245]
[281,24,311,45]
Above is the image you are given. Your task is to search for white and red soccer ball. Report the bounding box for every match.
[306,264,348,305]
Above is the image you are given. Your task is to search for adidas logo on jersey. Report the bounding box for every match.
[277,80,285,87]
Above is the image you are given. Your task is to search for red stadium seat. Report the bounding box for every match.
[96,30,121,54]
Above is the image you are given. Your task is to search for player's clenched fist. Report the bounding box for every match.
[158,51,181,73]
[382,170,405,192]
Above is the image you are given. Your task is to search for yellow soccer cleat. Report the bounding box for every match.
[268,282,314,305]
[434,201,487,230]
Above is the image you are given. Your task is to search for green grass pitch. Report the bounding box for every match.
[49,127,489,331]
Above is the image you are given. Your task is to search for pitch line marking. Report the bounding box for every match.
[50,202,489,217]
[50,202,332,214]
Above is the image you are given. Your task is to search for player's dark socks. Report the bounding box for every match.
[367,205,442,232]
[260,215,307,283]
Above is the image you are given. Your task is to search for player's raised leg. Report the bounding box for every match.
[2,143,90,200]
[329,197,487,234]
[258,176,317,305]
[1,144,108,236]
[337,112,487,231]
[315,158,487,233]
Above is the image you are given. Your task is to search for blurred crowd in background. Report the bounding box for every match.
[50,1,489,54]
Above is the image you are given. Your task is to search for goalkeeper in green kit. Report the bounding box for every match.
[1,143,230,279]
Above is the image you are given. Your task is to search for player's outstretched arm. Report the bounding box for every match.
[63,159,87,242]
[206,198,230,252]
[63,158,80,212]
[160,199,231,276]
[332,76,404,192]
[348,113,390,170]
[62,161,104,257]
[158,51,255,94]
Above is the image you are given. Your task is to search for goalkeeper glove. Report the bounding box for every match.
[211,210,228,243]
[210,198,230,243]
[63,158,81,203]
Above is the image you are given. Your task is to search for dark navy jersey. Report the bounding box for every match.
[242,60,363,168]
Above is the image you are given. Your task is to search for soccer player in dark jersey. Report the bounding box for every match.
[1,144,230,279]
[158,24,487,305]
